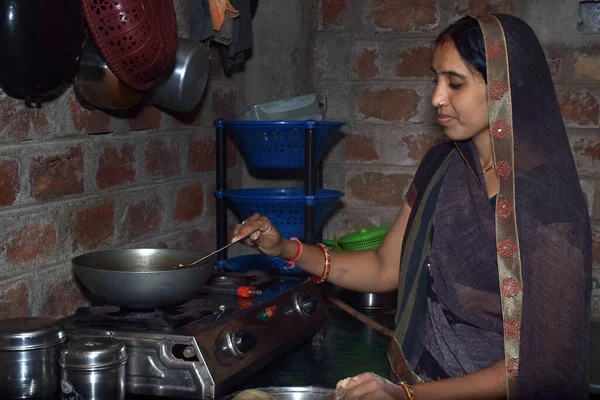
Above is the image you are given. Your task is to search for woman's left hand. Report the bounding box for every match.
[335,373,407,400]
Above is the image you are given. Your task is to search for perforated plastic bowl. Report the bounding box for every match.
[221,188,344,240]
[215,120,344,169]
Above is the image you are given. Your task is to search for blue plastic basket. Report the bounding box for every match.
[223,254,309,276]
[220,188,344,240]
[215,120,344,169]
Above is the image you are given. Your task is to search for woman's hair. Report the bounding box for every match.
[435,16,487,82]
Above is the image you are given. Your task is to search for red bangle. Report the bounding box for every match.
[311,243,331,284]
[284,237,302,270]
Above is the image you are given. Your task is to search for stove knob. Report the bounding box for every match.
[297,296,318,316]
[232,331,257,355]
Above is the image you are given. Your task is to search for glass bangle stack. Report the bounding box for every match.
[213,120,345,275]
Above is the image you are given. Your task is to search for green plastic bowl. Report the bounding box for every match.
[337,226,389,251]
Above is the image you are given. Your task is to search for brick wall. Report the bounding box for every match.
[0,1,241,318]
[312,0,600,317]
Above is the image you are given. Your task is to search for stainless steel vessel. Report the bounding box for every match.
[59,337,127,400]
[221,386,334,400]
[0,317,66,399]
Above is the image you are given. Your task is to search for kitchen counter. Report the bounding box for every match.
[228,305,396,392]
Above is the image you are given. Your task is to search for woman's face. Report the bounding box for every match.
[430,38,489,142]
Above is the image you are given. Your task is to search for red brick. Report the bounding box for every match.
[189,136,216,172]
[0,159,19,206]
[97,144,136,189]
[30,147,84,201]
[174,184,204,221]
[369,0,438,32]
[69,95,112,134]
[452,0,513,17]
[74,200,115,250]
[0,281,30,319]
[40,275,89,318]
[0,96,50,141]
[125,197,162,240]
[321,0,347,28]
[354,49,379,79]
[558,90,599,127]
[211,88,237,120]
[572,138,600,161]
[343,134,379,161]
[357,88,420,121]
[347,171,410,206]
[575,53,600,82]
[146,137,181,179]
[397,46,432,78]
[128,106,163,131]
[5,224,57,264]
[187,228,214,251]
[401,133,447,164]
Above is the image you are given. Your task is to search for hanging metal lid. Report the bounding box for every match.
[59,337,127,370]
[0,317,66,351]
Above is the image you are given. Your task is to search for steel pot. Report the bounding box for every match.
[59,337,127,400]
[73,35,144,111]
[221,386,334,400]
[329,285,396,312]
[72,248,215,309]
[147,37,210,112]
[0,317,66,399]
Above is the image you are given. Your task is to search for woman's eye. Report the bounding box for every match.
[449,83,464,89]
[431,78,438,85]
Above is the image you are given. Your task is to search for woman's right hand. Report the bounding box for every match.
[231,213,285,257]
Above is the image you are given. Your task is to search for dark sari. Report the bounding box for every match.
[388,14,592,399]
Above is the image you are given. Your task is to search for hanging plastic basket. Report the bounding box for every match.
[221,188,344,240]
[215,120,344,169]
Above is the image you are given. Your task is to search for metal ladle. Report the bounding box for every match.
[175,229,259,269]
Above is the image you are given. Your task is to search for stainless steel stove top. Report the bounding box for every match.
[61,271,328,399]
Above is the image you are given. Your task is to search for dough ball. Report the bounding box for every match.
[335,377,352,390]
[231,389,276,400]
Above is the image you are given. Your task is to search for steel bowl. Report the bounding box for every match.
[72,248,215,309]
[220,386,334,400]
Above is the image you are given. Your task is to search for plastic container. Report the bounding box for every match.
[238,94,322,121]
[59,337,127,400]
[338,226,390,251]
[221,188,344,240]
[216,120,344,169]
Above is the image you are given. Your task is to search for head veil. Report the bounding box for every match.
[389,14,592,399]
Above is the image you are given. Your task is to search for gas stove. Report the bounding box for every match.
[61,270,328,399]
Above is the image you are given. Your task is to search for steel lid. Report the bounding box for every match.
[0,317,66,350]
[59,337,127,370]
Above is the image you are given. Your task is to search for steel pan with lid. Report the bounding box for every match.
[0,317,66,399]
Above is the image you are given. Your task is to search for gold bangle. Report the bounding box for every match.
[310,243,331,284]
[397,380,415,400]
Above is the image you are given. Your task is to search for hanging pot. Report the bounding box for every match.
[0,0,85,106]
[73,35,144,111]
[147,38,210,112]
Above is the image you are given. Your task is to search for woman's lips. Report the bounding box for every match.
[437,113,454,125]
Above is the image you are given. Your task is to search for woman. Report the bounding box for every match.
[232,14,592,399]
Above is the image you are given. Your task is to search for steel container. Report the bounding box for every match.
[0,317,66,399]
[59,337,127,400]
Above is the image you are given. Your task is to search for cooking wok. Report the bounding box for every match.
[72,249,215,309]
